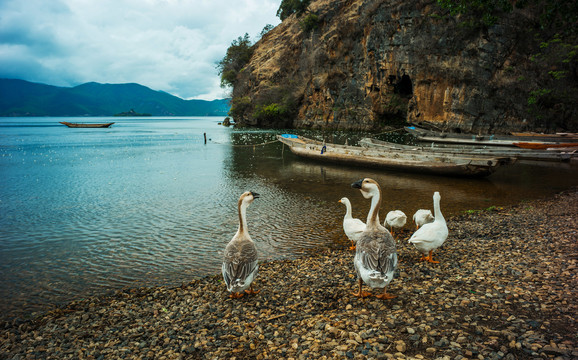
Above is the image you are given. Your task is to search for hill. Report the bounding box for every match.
[0,79,230,117]
[231,0,577,133]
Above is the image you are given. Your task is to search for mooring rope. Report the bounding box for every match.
[373,127,406,136]
[230,139,280,147]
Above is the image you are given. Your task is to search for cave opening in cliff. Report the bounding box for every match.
[394,74,413,96]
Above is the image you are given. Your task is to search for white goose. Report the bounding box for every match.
[339,197,366,250]
[351,178,398,299]
[222,191,260,298]
[408,192,448,263]
[385,210,407,238]
[413,209,434,229]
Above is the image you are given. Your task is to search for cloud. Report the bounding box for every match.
[0,0,280,100]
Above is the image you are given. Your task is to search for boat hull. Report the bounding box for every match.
[278,135,508,178]
[405,126,578,147]
[60,122,115,128]
[360,137,575,162]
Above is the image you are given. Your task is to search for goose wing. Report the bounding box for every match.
[357,230,397,273]
[408,221,448,247]
[344,218,366,241]
[222,239,258,288]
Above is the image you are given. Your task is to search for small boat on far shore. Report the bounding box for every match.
[60,121,115,128]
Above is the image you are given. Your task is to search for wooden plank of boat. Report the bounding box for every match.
[360,137,575,162]
[510,132,578,139]
[405,126,577,147]
[278,134,509,177]
[60,121,115,128]
[513,142,578,150]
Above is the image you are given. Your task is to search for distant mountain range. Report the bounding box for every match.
[0,79,230,117]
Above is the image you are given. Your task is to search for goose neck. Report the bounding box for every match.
[366,192,381,228]
[434,197,445,223]
[344,201,352,219]
[238,201,249,235]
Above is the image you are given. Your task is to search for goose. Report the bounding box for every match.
[385,210,407,238]
[413,209,434,229]
[339,197,366,250]
[408,192,448,263]
[351,178,398,299]
[222,191,260,298]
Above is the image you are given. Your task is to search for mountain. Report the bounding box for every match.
[231,0,577,133]
[0,79,230,117]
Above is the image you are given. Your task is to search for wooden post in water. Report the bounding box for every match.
[204,133,207,144]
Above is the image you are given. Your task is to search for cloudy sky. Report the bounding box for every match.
[0,0,281,100]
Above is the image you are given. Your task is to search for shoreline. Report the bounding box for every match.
[1,188,577,359]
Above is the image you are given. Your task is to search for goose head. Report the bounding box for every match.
[239,191,260,207]
[351,178,381,199]
[338,197,350,206]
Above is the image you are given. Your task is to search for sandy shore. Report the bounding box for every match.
[1,188,577,359]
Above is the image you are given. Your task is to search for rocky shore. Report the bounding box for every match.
[1,188,577,360]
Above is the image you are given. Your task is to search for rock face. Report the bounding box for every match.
[232,0,577,133]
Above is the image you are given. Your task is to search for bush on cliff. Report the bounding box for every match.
[217,33,253,89]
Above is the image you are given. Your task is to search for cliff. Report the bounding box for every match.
[231,0,577,133]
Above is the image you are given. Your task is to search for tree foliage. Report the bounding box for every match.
[216,33,253,88]
[437,0,578,127]
[436,0,578,34]
[437,0,512,27]
[260,24,275,38]
[277,0,312,21]
[300,13,320,33]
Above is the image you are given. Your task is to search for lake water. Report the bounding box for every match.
[1,116,577,320]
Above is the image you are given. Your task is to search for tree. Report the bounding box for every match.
[277,0,312,21]
[216,33,253,88]
[260,24,275,38]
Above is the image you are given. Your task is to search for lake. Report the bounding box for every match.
[1,116,577,320]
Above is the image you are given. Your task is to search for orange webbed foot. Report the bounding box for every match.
[376,293,397,300]
[230,292,245,299]
[352,290,372,298]
[245,289,260,296]
[244,285,260,296]
[424,250,439,264]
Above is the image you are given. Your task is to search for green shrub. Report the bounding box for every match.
[300,13,320,33]
[229,96,252,120]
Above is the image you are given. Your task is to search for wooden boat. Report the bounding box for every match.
[513,142,578,150]
[60,121,115,128]
[510,132,578,139]
[405,126,578,147]
[360,137,576,162]
[278,134,511,177]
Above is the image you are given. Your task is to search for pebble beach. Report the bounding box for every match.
[1,188,576,360]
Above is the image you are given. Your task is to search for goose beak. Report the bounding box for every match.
[250,191,260,199]
[351,179,363,189]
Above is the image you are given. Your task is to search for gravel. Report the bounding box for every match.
[1,188,576,359]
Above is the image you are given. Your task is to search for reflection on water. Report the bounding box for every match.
[0,117,577,320]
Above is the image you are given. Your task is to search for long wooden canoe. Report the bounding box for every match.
[405,126,578,147]
[360,137,576,162]
[510,132,578,138]
[278,134,511,177]
[60,121,115,128]
[513,142,578,150]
